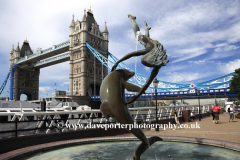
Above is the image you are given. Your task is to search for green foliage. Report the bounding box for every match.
[229,68,240,100]
[235,101,240,106]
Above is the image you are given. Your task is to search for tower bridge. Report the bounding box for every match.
[6,8,109,108]
[0,7,237,108]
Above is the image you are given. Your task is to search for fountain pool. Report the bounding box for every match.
[21,141,240,160]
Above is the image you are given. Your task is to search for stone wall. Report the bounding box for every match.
[0,128,128,154]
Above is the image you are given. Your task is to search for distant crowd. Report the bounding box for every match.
[210,105,235,124]
[189,104,236,124]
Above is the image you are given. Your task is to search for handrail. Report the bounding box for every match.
[0,105,211,138]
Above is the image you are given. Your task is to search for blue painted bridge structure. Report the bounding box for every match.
[91,88,237,101]
[1,40,237,100]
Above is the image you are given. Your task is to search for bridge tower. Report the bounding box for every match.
[69,8,108,104]
[9,39,39,100]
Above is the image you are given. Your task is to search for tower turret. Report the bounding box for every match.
[82,8,87,22]
[70,14,75,36]
[69,14,75,96]
[103,20,109,39]
[102,21,109,51]
[9,44,14,70]
[13,42,21,63]
[81,9,88,43]
[11,44,15,53]
[15,41,20,52]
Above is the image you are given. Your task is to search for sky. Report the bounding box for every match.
[0,0,240,104]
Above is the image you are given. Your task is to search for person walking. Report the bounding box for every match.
[171,109,180,125]
[211,106,215,123]
[212,105,221,124]
[228,105,235,122]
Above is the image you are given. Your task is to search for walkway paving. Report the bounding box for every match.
[0,113,239,159]
[144,112,240,144]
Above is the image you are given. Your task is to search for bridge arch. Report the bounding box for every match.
[87,83,100,96]
[19,92,32,101]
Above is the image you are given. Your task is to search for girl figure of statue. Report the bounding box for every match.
[111,14,169,104]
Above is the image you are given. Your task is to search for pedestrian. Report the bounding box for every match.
[171,109,180,125]
[190,112,195,121]
[228,105,235,122]
[212,105,221,124]
[211,106,215,123]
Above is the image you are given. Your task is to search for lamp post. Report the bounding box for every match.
[153,78,159,131]
[197,90,201,121]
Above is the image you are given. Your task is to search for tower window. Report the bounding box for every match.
[26,72,30,78]
[25,82,29,87]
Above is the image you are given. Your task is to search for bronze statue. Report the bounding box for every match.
[100,69,162,160]
[111,14,169,104]
[100,14,168,159]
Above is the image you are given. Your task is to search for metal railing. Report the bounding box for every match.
[0,105,212,139]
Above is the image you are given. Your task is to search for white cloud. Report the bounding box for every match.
[39,62,69,83]
[145,1,240,62]
[214,45,239,52]
[172,49,207,63]
[59,82,70,87]
[1,0,240,97]
[163,72,200,83]
[159,59,240,84]
[161,72,212,84]
[144,66,150,73]
[221,59,240,74]
[39,86,52,94]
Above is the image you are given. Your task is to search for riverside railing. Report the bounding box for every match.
[0,105,212,138]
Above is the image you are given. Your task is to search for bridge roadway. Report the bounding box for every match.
[91,88,237,101]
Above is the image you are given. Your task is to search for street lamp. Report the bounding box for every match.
[153,78,159,131]
[197,90,201,121]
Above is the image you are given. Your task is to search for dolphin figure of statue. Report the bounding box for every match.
[100,69,162,160]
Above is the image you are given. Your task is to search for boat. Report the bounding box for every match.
[0,91,91,122]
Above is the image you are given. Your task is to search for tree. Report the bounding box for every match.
[235,101,240,106]
[229,68,240,100]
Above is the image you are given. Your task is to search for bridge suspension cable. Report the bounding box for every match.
[0,72,10,96]
[86,42,234,91]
